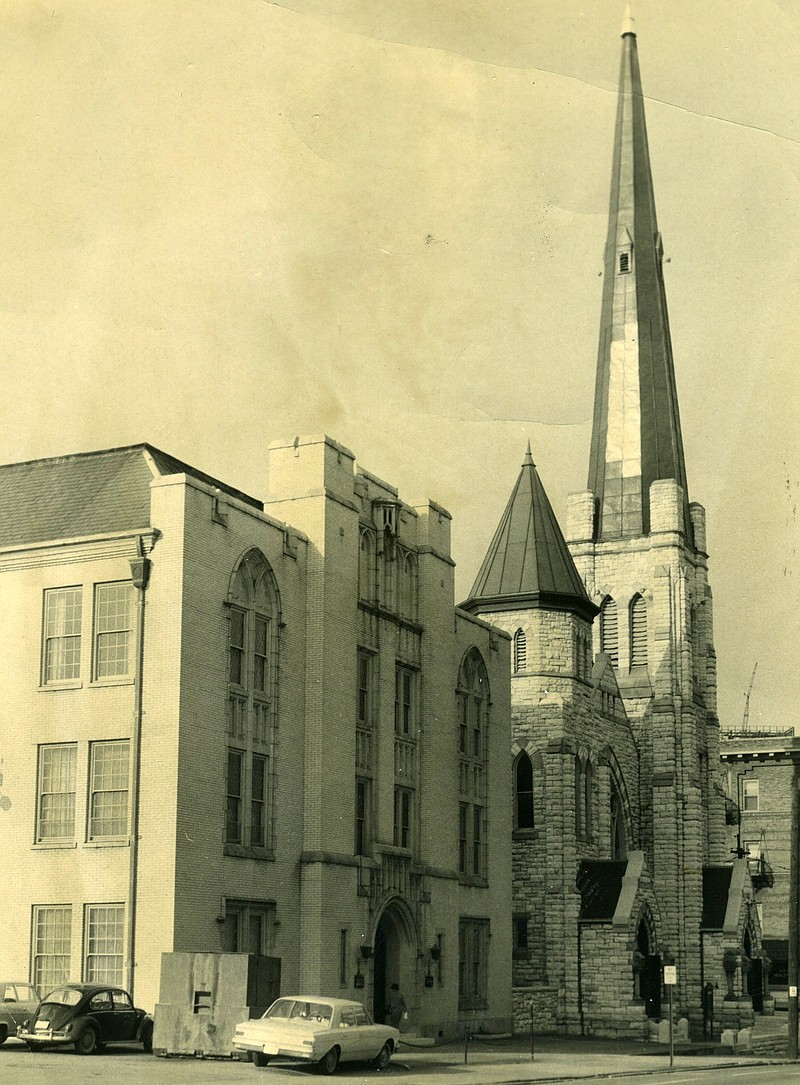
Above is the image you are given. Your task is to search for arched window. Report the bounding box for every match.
[574,756,583,837]
[600,597,619,665]
[584,759,594,838]
[358,528,376,602]
[225,551,279,853]
[398,549,418,620]
[513,629,527,674]
[610,785,627,859]
[457,650,489,877]
[629,594,647,668]
[514,752,534,829]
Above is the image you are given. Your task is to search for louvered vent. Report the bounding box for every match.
[630,595,647,667]
[514,629,527,673]
[600,599,619,664]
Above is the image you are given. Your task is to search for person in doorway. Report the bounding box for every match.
[385,983,407,1030]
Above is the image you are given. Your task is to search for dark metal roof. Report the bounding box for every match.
[577,860,629,921]
[0,443,262,548]
[461,447,597,622]
[701,865,734,930]
[587,27,692,541]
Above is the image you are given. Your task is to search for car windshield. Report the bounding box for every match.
[264,999,332,1025]
[41,988,83,1007]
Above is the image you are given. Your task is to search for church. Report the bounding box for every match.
[460,11,763,1037]
[0,11,765,1048]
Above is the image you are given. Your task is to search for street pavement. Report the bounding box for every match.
[0,1033,794,1085]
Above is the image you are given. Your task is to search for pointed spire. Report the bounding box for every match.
[462,448,598,622]
[621,3,636,37]
[587,20,691,541]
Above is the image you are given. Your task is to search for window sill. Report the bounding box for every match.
[224,843,275,861]
[38,681,83,692]
[89,677,135,689]
[458,874,488,888]
[32,841,78,850]
[84,839,131,848]
[513,950,531,960]
[513,828,539,841]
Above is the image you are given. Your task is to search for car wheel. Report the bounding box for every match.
[27,1042,44,1052]
[141,1023,153,1054]
[317,1046,340,1075]
[76,1026,98,1055]
[252,1051,272,1067]
[0,1025,7,1046]
[374,1041,392,1070]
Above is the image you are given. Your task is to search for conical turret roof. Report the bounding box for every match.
[461,446,597,622]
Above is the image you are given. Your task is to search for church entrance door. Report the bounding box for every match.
[372,900,414,1024]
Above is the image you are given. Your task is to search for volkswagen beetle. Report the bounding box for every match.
[18,983,153,1055]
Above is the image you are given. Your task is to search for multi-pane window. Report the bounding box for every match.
[84,904,124,984]
[742,779,760,812]
[42,587,82,683]
[514,752,534,830]
[600,598,619,665]
[32,905,71,991]
[220,900,275,955]
[458,918,489,1010]
[88,741,130,840]
[358,652,372,728]
[457,650,488,878]
[94,583,133,678]
[37,744,77,841]
[394,666,415,735]
[629,594,647,668]
[512,914,529,955]
[225,552,278,854]
[575,756,594,841]
[355,777,371,856]
[394,786,412,849]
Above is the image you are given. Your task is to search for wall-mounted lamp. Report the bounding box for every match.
[429,945,441,962]
[360,945,373,961]
[215,915,226,925]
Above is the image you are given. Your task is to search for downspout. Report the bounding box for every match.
[576,920,585,1035]
[127,542,151,998]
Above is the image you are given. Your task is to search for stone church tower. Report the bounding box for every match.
[463,10,760,1037]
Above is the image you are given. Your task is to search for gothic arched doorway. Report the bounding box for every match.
[635,911,661,1019]
[372,898,416,1024]
[744,926,764,1013]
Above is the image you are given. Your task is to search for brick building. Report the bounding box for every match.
[461,14,760,1037]
[720,729,799,995]
[0,435,512,1038]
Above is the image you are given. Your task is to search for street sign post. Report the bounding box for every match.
[664,965,677,1069]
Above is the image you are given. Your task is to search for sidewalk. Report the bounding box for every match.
[388,1032,792,1085]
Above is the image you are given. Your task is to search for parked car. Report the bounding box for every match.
[231,995,399,1074]
[17,983,153,1055]
[0,983,40,1045]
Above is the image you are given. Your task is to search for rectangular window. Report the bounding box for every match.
[253,616,269,693]
[37,744,77,841]
[355,777,371,856]
[32,905,71,991]
[742,779,759,812]
[226,748,244,844]
[250,754,266,847]
[220,900,274,954]
[458,695,468,754]
[339,929,348,987]
[394,666,416,736]
[357,651,372,727]
[458,803,468,874]
[458,918,489,1011]
[513,915,529,953]
[472,697,482,758]
[88,740,130,840]
[43,587,82,683]
[229,608,245,685]
[94,582,133,678]
[472,805,483,876]
[394,786,412,849]
[84,904,124,984]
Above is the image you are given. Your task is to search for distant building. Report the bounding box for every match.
[720,729,799,991]
[461,14,759,1038]
[0,436,512,1038]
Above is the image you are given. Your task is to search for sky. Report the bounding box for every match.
[0,0,798,733]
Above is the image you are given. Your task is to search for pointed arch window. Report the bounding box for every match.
[514,752,534,830]
[629,594,647,668]
[513,629,527,674]
[457,650,489,878]
[600,598,619,665]
[225,550,279,855]
[611,785,627,859]
[358,528,376,602]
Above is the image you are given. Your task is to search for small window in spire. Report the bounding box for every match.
[619,252,630,274]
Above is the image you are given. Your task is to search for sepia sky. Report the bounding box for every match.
[1,1,798,734]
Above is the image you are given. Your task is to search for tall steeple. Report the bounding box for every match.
[587,10,691,541]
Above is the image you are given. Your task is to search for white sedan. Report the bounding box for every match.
[231,996,400,1074]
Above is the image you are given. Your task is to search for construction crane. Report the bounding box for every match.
[742,662,758,731]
